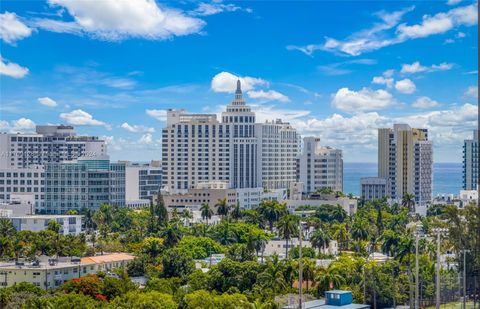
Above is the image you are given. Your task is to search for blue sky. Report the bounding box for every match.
[0,0,478,162]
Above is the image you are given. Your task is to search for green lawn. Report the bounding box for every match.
[426,301,476,309]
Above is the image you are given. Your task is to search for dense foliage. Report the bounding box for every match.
[0,194,478,308]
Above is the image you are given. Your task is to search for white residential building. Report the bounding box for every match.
[0,125,106,169]
[378,124,433,206]
[256,120,300,190]
[124,160,162,202]
[161,80,300,193]
[0,166,45,209]
[0,253,134,289]
[9,215,83,235]
[296,137,343,194]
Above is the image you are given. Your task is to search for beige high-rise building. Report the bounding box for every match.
[378,124,433,205]
[161,80,300,193]
[296,137,343,194]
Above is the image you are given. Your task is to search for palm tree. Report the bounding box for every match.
[80,207,95,231]
[315,265,344,296]
[200,202,213,224]
[258,200,286,232]
[230,201,242,221]
[332,222,349,252]
[310,228,331,254]
[155,190,168,227]
[161,223,183,247]
[257,254,287,300]
[350,219,369,253]
[297,257,317,290]
[380,229,400,257]
[0,218,16,237]
[401,193,416,214]
[277,214,299,259]
[215,198,229,220]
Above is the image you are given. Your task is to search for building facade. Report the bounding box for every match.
[0,166,45,209]
[378,124,433,205]
[162,80,299,194]
[256,120,300,190]
[463,130,478,190]
[42,157,125,214]
[124,160,162,201]
[296,137,343,194]
[0,125,106,169]
[9,215,83,235]
[0,253,134,289]
[360,177,390,202]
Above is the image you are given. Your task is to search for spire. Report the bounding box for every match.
[233,79,244,104]
[236,79,242,94]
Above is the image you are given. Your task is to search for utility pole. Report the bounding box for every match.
[298,214,303,309]
[415,222,423,309]
[463,249,470,309]
[432,228,448,309]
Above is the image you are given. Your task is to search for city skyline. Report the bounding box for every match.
[1,0,478,163]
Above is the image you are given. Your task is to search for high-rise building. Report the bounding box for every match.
[296,137,343,194]
[0,125,106,169]
[43,156,125,214]
[124,161,162,201]
[378,124,433,205]
[256,120,300,190]
[162,80,300,193]
[463,130,478,190]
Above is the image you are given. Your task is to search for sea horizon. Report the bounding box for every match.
[344,162,463,196]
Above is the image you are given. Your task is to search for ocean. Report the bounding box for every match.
[343,162,463,196]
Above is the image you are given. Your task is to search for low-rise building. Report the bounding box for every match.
[0,253,134,289]
[360,177,390,202]
[163,181,262,212]
[263,238,338,259]
[9,215,83,235]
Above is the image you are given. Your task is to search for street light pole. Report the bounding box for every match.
[432,228,448,309]
[298,216,303,309]
[463,249,470,309]
[415,222,423,309]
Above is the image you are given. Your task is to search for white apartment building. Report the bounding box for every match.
[263,238,338,259]
[378,124,433,206]
[0,166,45,209]
[360,177,390,202]
[0,125,106,169]
[256,120,300,190]
[296,137,343,194]
[124,160,162,202]
[162,80,300,193]
[9,215,83,235]
[0,253,134,289]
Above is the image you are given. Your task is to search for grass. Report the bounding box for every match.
[425,301,476,309]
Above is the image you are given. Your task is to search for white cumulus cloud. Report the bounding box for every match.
[247,90,290,103]
[0,12,32,44]
[211,71,268,93]
[395,79,416,94]
[401,61,453,73]
[146,109,167,121]
[0,118,36,133]
[412,96,440,109]
[0,56,29,78]
[37,97,58,107]
[465,85,478,98]
[121,122,155,133]
[331,87,395,112]
[60,109,111,129]
[35,0,205,41]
